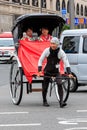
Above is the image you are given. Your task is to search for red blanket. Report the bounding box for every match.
[18,40,50,83]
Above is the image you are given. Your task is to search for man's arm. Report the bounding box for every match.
[58,49,71,74]
[38,48,49,72]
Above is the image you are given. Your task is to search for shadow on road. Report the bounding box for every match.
[75,90,87,93]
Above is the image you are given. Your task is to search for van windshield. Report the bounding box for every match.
[62,36,80,53]
[0,38,14,47]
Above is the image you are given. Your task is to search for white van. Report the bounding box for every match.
[60,29,87,92]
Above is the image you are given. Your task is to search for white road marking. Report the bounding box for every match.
[0,123,41,127]
[77,110,87,112]
[65,127,87,130]
[0,112,29,115]
[58,120,77,125]
[58,118,87,125]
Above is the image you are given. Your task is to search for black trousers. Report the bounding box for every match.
[42,72,63,103]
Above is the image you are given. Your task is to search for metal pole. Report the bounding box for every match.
[69,0,75,29]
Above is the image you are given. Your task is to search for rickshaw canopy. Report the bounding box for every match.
[12,13,65,43]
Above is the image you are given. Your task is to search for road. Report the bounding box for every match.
[0,64,87,130]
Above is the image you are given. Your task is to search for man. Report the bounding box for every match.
[22,27,35,41]
[38,37,73,108]
[39,27,52,42]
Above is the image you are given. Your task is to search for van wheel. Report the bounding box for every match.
[69,76,78,92]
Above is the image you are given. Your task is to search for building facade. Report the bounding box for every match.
[0,0,87,32]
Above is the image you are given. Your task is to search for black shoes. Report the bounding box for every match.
[43,101,50,107]
[43,101,67,108]
[60,101,67,108]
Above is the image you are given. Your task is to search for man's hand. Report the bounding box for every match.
[68,74,75,79]
[37,71,43,77]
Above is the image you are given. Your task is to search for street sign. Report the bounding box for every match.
[84,18,86,24]
[66,18,87,25]
[74,18,79,25]
[61,9,67,15]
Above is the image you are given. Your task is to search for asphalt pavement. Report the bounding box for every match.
[0,64,87,130]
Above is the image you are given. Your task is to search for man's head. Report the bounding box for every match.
[26,27,33,37]
[41,27,49,36]
[50,37,59,50]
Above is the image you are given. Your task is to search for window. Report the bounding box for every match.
[22,0,30,4]
[56,0,60,11]
[12,0,19,3]
[62,36,80,53]
[0,39,14,47]
[62,0,66,9]
[67,1,69,13]
[84,6,87,16]
[81,5,83,16]
[41,0,46,8]
[32,0,38,7]
[83,37,87,53]
[76,3,79,15]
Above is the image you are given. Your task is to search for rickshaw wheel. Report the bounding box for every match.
[10,60,23,105]
[54,78,70,103]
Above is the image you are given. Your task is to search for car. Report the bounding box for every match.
[60,29,87,92]
[0,32,15,63]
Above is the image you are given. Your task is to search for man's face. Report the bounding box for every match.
[41,28,49,36]
[50,43,58,50]
[26,29,33,37]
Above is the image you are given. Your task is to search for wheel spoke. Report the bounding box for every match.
[54,84,60,101]
[13,85,17,98]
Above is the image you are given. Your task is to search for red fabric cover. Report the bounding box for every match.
[59,60,64,74]
[18,40,50,83]
[18,40,65,83]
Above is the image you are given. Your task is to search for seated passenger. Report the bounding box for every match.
[39,27,52,42]
[22,27,35,41]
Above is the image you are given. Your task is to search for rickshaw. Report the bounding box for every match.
[10,13,70,105]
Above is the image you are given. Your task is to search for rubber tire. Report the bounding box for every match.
[62,78,70,103]
[69,76,78,92]
[10,60,23,105]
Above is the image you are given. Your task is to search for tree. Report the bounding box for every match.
[61,24,70,32]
